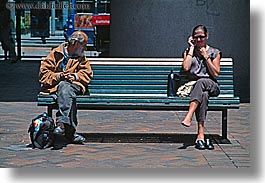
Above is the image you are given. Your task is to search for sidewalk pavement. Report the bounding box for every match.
[0,60,251,168]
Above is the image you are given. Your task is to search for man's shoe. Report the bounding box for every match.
[195,140,206,150]
[53,126,65,135]
[205,138,214,150]
[72,133,86,144]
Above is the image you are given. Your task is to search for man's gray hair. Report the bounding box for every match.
[68,31,88,45]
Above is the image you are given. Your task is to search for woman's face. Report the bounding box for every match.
[193,29,208,47]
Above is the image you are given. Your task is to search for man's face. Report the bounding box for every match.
[73,42,86,57]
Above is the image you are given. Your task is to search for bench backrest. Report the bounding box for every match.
[87,58,235,98]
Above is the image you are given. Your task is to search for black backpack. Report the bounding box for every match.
[28,112,55,149]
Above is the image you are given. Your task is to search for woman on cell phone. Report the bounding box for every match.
[181,24,221,150]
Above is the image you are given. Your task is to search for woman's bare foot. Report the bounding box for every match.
[181,119,191,127]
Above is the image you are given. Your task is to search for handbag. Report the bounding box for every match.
[167,70,181,96]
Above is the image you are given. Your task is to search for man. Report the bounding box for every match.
[39,31,93,144]
[0,7,18,63]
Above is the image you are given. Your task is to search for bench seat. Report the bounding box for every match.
[38,95,240,110]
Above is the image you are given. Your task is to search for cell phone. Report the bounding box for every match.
[191,39,196,47]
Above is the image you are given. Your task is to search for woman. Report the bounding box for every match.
[181,25,221,150]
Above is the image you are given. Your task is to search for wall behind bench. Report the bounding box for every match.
[109,0,250,102]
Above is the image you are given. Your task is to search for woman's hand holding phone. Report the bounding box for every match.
[188,36,195,47]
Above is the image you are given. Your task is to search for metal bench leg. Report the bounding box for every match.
[4,50,8,60]
[221,109,229,142]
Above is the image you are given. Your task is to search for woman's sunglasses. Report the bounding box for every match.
[193,35,207,39]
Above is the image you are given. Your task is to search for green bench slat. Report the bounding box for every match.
[88,84,234,90]
[38,97,240,112]
[89,90,166,94]
[94,71,174,75]
[89,85,166,89]
[93,70,233,76]
[92,68,180,71]
[88,89,234,94]
[93,75,169,80]
[89,80,234,85]
[38,95,239,105]
[91,65,234,70]
[91,75,233,80]
[92,67,232,72]
[89,80,168,85]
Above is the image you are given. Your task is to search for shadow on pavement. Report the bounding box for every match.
[81,132,230,145]
[0,60,41,102]
[4,133,230,151]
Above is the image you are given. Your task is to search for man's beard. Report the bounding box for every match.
[73,47,85,57]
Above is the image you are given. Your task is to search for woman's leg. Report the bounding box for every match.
[181,79,205,127]
[181,100,199,127]
[194,121,206,150]
[197,121,205,141]
[194,91,209,142]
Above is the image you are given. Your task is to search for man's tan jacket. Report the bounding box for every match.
[39,43,93,94]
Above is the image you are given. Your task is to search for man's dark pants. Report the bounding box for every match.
[52,81,82,140]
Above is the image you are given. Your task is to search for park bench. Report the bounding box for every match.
[37,58,240,141]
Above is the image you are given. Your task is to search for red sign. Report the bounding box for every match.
[92,15,110,26]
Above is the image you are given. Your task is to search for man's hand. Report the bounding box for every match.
[59,73,76,82]
[59,72,67,81]
[65,73,76,82]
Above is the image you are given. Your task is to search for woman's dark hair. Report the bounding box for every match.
[192,25,208,36]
